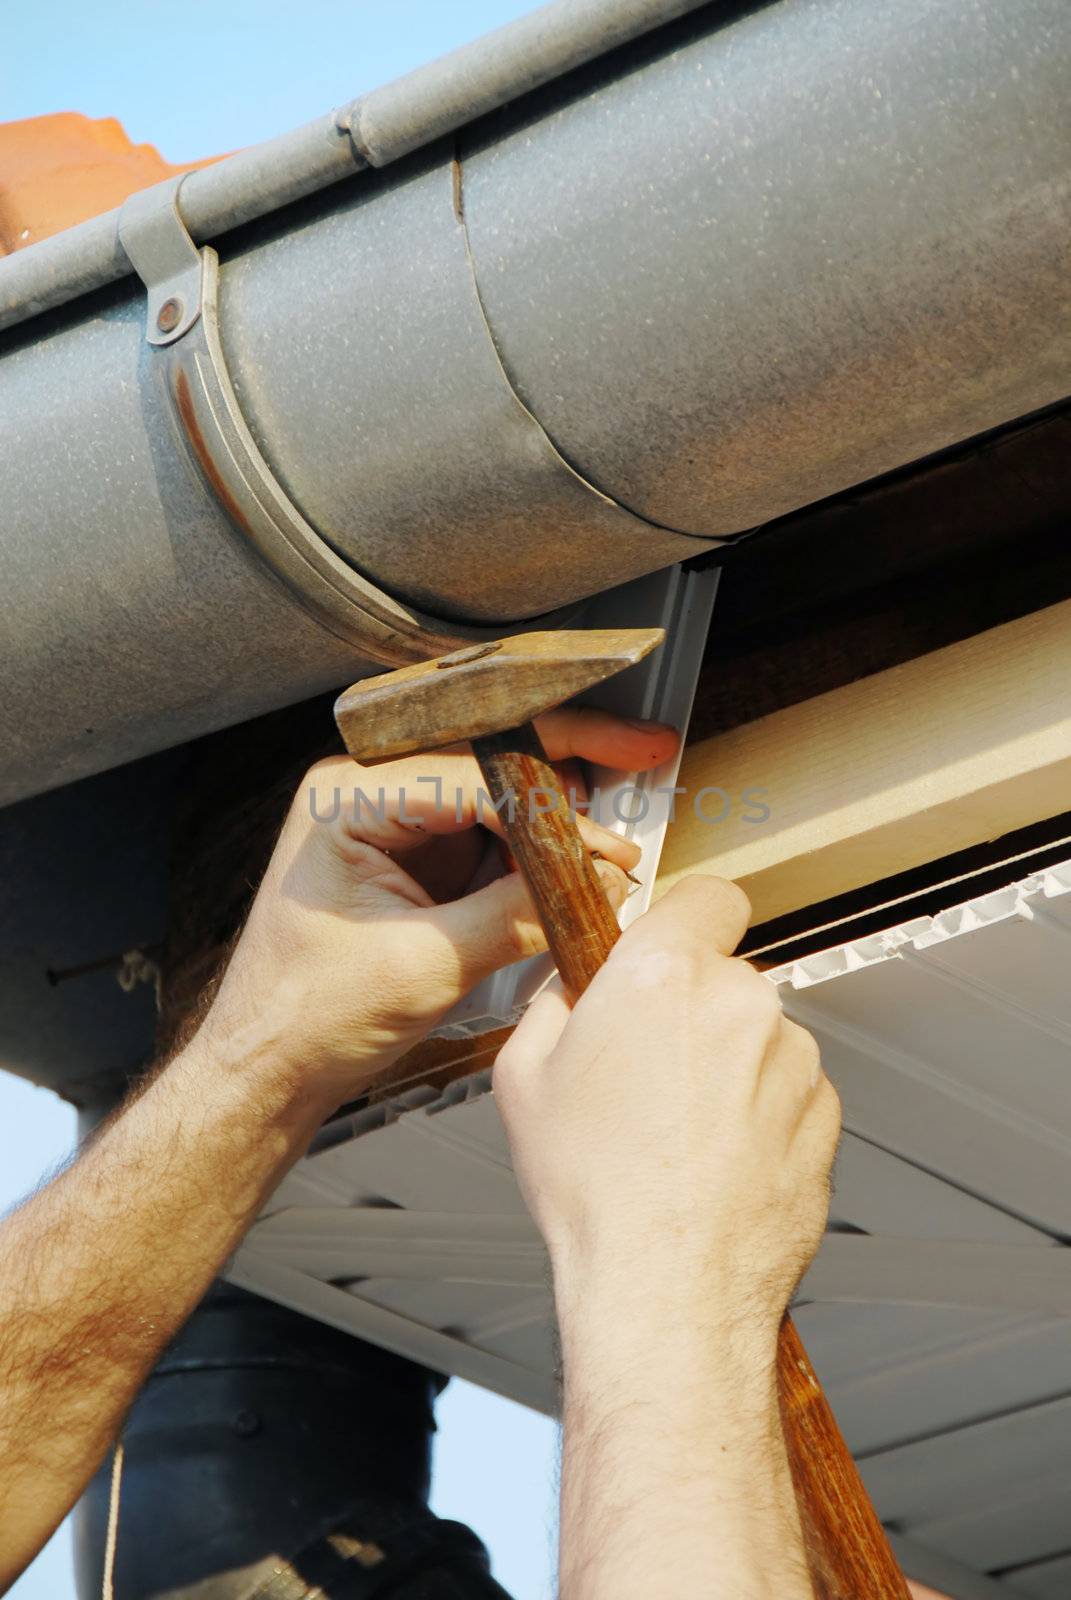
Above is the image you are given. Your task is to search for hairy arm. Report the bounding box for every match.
[0,707,669,1587]
[555,1266,810,1599]
[0,1031,331,1588]
[494,876,840,1600]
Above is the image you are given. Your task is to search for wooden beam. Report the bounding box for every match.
[657,598,1071,926]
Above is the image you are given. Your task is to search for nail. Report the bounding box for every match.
[591,849,642,888]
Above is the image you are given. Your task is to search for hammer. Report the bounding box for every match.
[334,628,910,1600]
[335,630,658,997]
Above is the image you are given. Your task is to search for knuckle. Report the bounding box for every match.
[817,1073,842,1128]
[505,922,544,964]
[700,872,752,957]
[479,889,546,968]
[295,756,353,825]
[636,875,752,955]
[493,1042,517,1081]
[714,875,753,928]
[307,754,348,780]
[608,916,676,979]
[492,1038,529,1101]
[785,1019,822,1069]
[302,754,353,796]
[676,873,752,928]
[725,961,782,1023]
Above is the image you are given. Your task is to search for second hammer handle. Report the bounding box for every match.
[473,720,910,1600]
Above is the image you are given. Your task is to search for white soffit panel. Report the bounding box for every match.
[1010,1552,1071,1600]
[231,858,1071,1599]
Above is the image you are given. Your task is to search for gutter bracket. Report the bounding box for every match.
[117,190,491,664]
[118,175,205,346]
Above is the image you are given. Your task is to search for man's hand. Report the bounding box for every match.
[0,708,674,1588]
[495,874,838,1337]
[493,876,841,1600]
[202,707,677,1113]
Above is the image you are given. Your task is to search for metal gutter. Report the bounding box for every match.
[0,0,713,332]
[1,0,1068,809]
[343,0,715,164]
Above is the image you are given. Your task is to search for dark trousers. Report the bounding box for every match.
[75,1286,514,1599]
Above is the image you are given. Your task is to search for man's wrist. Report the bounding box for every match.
[192,955,409,1120]
[178,1004,340,1139]
[551,1239,784,1417]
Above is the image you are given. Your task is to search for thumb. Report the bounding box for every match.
[429,860,629,995]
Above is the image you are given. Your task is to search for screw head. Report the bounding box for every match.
[156,296,184,334]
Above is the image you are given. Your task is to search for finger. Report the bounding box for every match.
[427,858,630,995]
[331,754,642,871]
[553,758,588,811]
[627,874,752,958]
[535,706,678,771]
[495,985,574,1083]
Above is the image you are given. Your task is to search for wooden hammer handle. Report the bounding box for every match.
[473,721,910,1600]
[474,721,622,997]
[778,1318,911,1597]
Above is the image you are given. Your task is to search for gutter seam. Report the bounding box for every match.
[452,150,719,544]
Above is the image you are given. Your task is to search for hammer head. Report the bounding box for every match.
[334,628,665,762]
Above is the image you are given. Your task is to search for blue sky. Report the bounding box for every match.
[1,3,560,1595]
[3,1,538,162]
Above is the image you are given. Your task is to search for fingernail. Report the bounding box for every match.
[594,858,629,910]
[623,717,676,734]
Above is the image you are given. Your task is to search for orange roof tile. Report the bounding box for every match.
[0,112,220,255]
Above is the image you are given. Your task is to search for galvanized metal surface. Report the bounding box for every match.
[0,291,365,808]
[0,152,699,805]
[1,0,1069,805]
[344,0,718,166]
[0,0,716,333]
[0,112,358,333]
[165,250,490,662]
[117,176,207,346]
[218,152,701,625]
[461,0,1071,533]
[234,858,1071,1599]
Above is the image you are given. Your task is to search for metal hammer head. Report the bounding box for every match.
[334,628,665,762]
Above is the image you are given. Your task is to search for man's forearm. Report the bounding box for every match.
[555,1257,813,1600]
[0,1030,329,1588]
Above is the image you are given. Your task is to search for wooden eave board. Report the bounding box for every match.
[657,596,1071,926]
[232,859,1071,1598]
